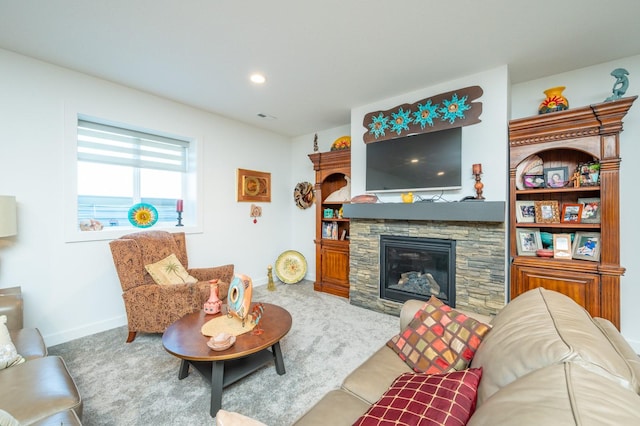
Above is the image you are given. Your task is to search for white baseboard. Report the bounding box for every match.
[44,315,127,347]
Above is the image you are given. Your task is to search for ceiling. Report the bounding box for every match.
[2,0,640,137]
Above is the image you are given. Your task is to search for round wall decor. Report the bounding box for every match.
[294,181,315,209]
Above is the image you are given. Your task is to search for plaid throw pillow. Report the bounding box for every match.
[353,368,483,426]
[387,296,490,374]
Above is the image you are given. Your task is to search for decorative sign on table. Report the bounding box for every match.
[362,86,483,144]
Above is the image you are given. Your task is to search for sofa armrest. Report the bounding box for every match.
[10,328,47,359]
[0,286,23,330]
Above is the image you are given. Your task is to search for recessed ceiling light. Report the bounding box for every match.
[250,73,266,84]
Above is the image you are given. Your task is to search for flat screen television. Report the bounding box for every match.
[365,127,462,193]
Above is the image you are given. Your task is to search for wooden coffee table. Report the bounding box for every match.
[162,302,292,417]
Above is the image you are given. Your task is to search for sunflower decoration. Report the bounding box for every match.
[439,93,471,124]
[128,203,158,228]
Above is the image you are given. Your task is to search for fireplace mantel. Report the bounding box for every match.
[343,201,505,223]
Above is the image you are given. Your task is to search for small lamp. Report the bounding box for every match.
[0,196,17,237]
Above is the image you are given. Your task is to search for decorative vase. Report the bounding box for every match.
[203,279,222,314]
[538,86,569,114]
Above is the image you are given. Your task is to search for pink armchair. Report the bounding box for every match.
[109,231,234,342]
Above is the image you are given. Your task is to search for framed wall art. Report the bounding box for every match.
[515,228,542,256]
[544,166,569,188]
[578,197,600,223]
[534,200,560,223]
[561,203,583,223]
[572,232,601,261]
[515,200,536,223]
[237,168,271,202]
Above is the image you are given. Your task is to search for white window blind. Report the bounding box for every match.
[77,119,189,172]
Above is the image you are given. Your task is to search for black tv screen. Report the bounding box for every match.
[366,127,462,193]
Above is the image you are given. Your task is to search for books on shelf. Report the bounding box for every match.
[322,222,342,240]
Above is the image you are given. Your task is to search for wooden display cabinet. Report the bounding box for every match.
[509,96,636,329]
[308,150,351,298]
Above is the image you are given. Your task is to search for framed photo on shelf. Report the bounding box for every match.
[523,174,545,188]
[561,203,583,223]
[572,232,601,261]
[577,161,600,186]
[534,200,560,223]
[544,166,569,188]
[578,197,601,223]
[515,228,542,256]
[515,200,536,223]
[553,233,572,259]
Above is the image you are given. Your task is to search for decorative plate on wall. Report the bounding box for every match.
[294,181,315,209]
[128,203,158,228]
[275,250,307,284]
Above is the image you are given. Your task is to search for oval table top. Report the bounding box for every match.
[162,302,292,362]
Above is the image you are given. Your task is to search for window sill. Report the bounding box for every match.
[64,224,203,243]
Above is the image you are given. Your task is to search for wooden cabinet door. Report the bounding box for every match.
[511,265,600,317]
[320,242,350,297]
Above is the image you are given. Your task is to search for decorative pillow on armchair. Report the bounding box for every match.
[144,253,198,285]
[0,315,25,370]
[388,296,490,374]
[353,368,483,426]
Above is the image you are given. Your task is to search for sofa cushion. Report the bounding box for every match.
[353,368,482,426]
[342,345,413,405]
[144,253,197,285]
[470,287,640,405]
[387,296,490,374]
[467,363,640,426]
[0,315,24,370]
[0,356,82,424]
[292,389,371,426]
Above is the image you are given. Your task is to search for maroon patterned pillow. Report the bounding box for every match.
[388,296,490,374]
[353,368,483,426]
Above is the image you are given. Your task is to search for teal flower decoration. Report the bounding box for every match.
[368,113,390,139]
[440,94,471,124]
[390,107,412,135]
[413,101,439,128]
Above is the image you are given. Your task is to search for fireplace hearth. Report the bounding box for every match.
[380,235,456,306]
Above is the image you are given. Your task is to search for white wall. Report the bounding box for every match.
[350,66,510,203]
[511,55,640,352]
[0,49,295,345]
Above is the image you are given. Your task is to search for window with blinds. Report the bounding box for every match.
[76,117,189,229]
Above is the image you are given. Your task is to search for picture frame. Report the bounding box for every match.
[543,166,569,188]
[572,231,601,261]
[515,228,542,256]
[515,200,536,223]
[561,203,583,223]
[237,168,271,202]
[534,200,560,223]
[553,233,572,259]
[577,161,600,186]
[523,174,545,188]
[577,197,601,224]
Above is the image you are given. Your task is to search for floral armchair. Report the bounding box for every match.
[109,231,234,342]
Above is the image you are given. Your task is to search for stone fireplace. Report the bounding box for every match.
[380,235,456,306]
[343,202,506,317]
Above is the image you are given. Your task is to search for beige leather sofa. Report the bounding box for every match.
[293,287,640,425]
[0,287,83,425]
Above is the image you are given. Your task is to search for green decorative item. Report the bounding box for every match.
[605,68,629,102]
[538,86,569,114]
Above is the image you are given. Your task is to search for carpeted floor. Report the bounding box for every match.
[49,281,400,426]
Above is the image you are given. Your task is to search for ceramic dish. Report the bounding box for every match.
[207,334,236,351]
[275,250,307,284]
[128,203,158,228]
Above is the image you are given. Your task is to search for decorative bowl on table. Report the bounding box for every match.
[207,333,236,351]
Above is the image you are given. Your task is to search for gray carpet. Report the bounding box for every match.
[49,281,400,426]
